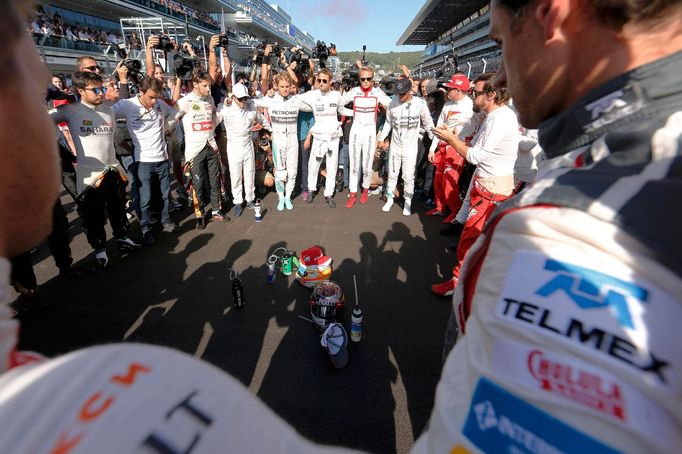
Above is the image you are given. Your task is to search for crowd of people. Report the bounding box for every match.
[1,0,680,451]
[29,7,123,46]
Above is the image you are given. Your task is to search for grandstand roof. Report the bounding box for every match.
[397,0,488,45]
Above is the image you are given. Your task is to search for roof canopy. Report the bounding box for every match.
[397,0,488,45]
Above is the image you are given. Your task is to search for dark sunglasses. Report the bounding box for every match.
[237,96,249,102]
[316,78,329,83]
[82,65,101,72]
[84,87,107,95]
[470,89,490,98]
[360,77,373,82]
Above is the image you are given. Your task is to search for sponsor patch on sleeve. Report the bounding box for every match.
[491,339,680,448]
[462,378,619,454]
[494,251,679,389]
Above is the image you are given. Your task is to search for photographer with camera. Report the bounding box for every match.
[377,78,434,216]
[338,66,391,208]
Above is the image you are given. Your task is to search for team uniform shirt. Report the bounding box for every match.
[217,100,270,144]
[49,102,123,194]
[176,92,218,161]
[298,89,347,139]
[429,97,475,152]
[255,93,303,136]
[465,105,520,195]
[340,86,391,128]
[377,96,434,145]
[112,96,177,163]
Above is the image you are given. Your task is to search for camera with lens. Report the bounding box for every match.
[379,149,388,160]
[155,34,175,52]
[259,137,270,148]
[312,40,330,68]
[218,33,230,48]
[379,76,397,95]
[123,59,143,85]
[173,53,196,81]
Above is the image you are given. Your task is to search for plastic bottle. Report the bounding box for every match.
[232,276,245,309]
[351,306,363,342]
[254,199,263,222]
[267,262,276,284]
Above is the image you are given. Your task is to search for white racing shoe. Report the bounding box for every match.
[403,198,412,216]
[382,198,394,212]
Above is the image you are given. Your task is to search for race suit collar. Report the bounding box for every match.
[538,50,682,159]
[361,85,372,95]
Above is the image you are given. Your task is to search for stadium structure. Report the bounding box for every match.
[397,0,500,79]
[31,0,315,76]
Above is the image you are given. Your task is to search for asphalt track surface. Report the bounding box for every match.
[13,188,456,454]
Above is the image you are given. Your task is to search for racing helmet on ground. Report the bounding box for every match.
[309,280,344,330]
[297,246,333,288]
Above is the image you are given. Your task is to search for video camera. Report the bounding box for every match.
[155,34,175,53]
[285,47,311,74]
[425,57,459,94]
[312,40,334,68]
[379,75,397,95]
[115,43,143,85]
[254,41,282,66]
[340,45,368,90]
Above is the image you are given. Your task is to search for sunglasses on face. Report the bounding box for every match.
[237,96,249,102]
[470,89,489,98]
[360,77,372,82]
[84,87,107,95]
[82,65,101,72]
[316,78,329,83]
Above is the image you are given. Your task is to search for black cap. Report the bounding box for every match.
[394,78,412,95]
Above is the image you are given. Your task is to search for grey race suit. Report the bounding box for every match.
[416,51,682,453]
[378,96,434,199]
[340,86,391,193]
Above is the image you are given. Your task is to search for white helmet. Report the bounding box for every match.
[309,281,344,331]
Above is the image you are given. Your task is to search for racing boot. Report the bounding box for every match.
[346,192,357,208]
[360,188,369,204]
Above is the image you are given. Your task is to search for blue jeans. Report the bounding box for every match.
[120,155,140,219]
[139,160,170,232]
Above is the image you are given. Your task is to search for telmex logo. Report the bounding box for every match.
[535,259,647,329]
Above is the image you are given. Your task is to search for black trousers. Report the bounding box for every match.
[78,171,129,251]
[10,200,73,289]
[189,144,222,216]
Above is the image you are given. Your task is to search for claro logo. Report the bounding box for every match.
[527,349,625,420]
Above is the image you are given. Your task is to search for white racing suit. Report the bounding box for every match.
[378,96,434,200]
[299,89,348,197]
[255,93,304,200]
[217,100,270,205]
[0,54,679,454]
[414,51,682,453]
[340,86,391,193]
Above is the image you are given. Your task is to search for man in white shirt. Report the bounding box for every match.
[175,71,225,227]
[49,71,141,267]
[377,78,435,216]
[431,72,520,296]
[112,76,180,245]
[217,83,270,218]
[426,74,475,223]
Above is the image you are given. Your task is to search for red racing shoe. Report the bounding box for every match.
[359,188,369,204]
[346,193,357,208]
[431,277,457,297]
